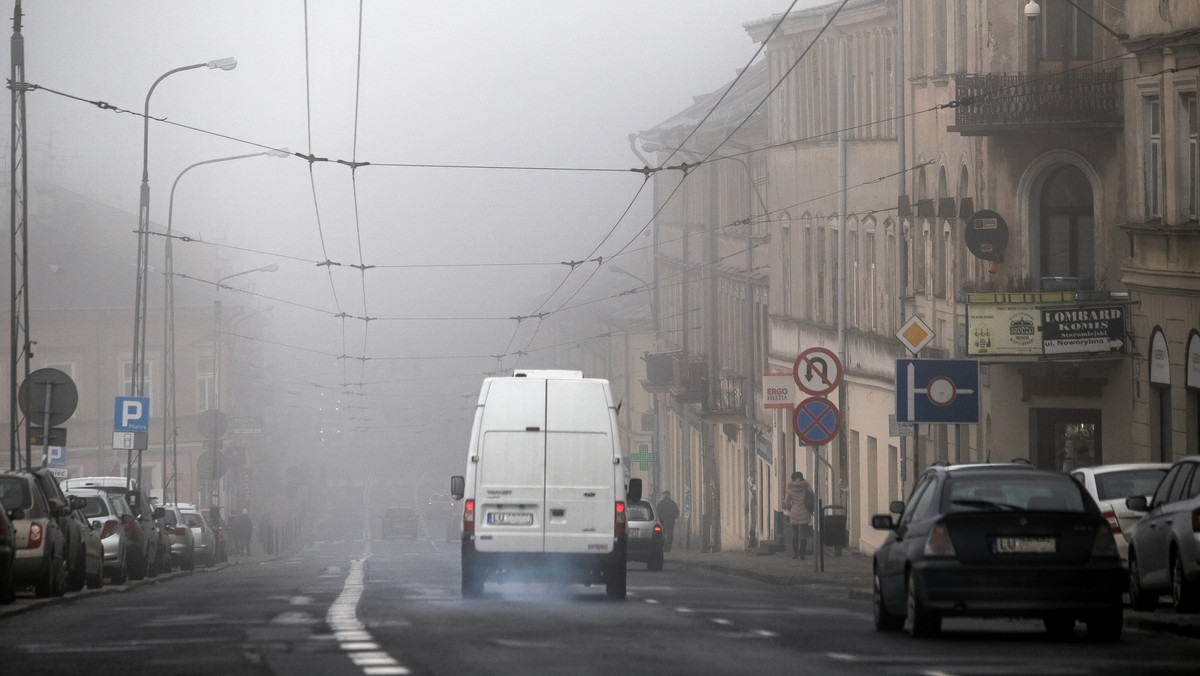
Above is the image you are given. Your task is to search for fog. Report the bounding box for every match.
[8,1,823,487]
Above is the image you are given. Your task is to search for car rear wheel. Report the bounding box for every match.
[67,545,86,592]
[1127,552,1156,611]
[1171,554,1200,612]
[86,559,104,590]
[128,548,147,581]
[1085,607,1123,642]
[874,570,904,632]
[1042,614,1075,639]
[110,558,127,585]
[605,564,627,600]
[0,561,15,604]
[905,573,940,638]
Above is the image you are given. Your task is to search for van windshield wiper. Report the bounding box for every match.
[951,499,1022,512]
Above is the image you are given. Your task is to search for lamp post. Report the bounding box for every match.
[209,264,277,531]
[162,149,288,506]
[128,57,235,494]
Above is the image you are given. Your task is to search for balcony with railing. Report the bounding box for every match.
[948,69,1121,136]
[699,373,748,423]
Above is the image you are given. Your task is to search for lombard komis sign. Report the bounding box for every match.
[968,299,1126,358]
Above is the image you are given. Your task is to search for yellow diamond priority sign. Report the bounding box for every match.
[896,315,935,355]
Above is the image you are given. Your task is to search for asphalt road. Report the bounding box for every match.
[1,510,1198,676]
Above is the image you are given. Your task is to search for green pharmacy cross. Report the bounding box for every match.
[631,444,657,470]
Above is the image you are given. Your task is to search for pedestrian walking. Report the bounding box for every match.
[782,471,813,560]
[656,490,680,552]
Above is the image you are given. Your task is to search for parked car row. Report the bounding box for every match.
[0,470,230,602]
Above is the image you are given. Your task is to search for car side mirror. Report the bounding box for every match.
[1125,495,1149,512]
[450,475,464,501]
[871,514,896,530]
[121,514,135,524]
[889,500,905,515]
[8,508,24,521]
[626,478,643,504]
[152,507,166,520]
[48,498,63,515]
[71,496,88,511]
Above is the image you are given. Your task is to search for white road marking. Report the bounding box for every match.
[327,556,410,676]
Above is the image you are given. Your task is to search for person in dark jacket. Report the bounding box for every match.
[655,491,680,552]
[781,471,813,560]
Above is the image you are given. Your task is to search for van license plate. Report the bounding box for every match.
[487,512,533,526]
[992,536,1055,554]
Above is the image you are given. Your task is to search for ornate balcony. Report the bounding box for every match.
[948,69,1121,136]
[699,373,748,423]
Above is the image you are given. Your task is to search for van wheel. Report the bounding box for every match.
[606,565,627,600]
[461,562,484,598]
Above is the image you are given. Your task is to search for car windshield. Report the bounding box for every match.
[627,503,654,521]
[947,475,1087,513]
[1094,469,1168,501]
[0,477,31,510]
[80,496,109,518]
[182,512,205,529]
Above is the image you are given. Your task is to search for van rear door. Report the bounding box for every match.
[543,379,616,554]
[474,378,546,553]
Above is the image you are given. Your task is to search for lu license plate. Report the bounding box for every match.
[487,512,533,526]
[992,536,1056,554]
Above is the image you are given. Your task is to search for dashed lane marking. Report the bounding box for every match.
[327,555,410,676]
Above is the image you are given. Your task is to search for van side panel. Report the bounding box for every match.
[474,378,547,554]
[543,380,618,554]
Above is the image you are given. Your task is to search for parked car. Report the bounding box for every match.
[0,497,17,603]
[66,506,104,590]
[178,504,216,567]
[625,500,664,570]
[1125,455,1200,612]
[382,506,418,539]
[25,469,89,592]
[160,504,196,571]
[62,477,163,580]
[69,487,134,584]
[1071,463,1170,565]
[871,463,1124,641]
[0,471,67,597]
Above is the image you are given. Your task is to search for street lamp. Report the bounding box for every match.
[162,149,289,505]
[209,263,277,530]
[128,57,235,493]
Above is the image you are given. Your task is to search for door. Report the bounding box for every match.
[474,378,547,553]
[1030,408,1101,471]
[543,379,617,554]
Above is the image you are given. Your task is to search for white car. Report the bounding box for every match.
[1071,463,1170,565]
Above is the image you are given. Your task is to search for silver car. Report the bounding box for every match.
[1126,455,1200,612]
[1071,463,1170,566]
[69,488,134,584]
[160,504,196,571]
[625,500,664,571]
[178,505,216,567]
[0,472,68,597]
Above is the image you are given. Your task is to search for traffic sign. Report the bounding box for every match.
[895,359,980,424]
[198,409,228,440]
[114,397,150,432]
[896,315,935,355]
[792,347,843,396]
[793,396,841,446]
[19,368,78,427]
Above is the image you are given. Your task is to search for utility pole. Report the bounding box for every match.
[9,0,31,470]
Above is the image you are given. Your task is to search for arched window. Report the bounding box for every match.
[1039,165,1094,286]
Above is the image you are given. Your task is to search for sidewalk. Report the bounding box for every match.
[665,545,1200,639]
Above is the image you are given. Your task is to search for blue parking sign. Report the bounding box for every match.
[895,359,979,424]
[114,396,150,432]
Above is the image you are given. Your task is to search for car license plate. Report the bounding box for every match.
[487,512,533,526]
[629,528,641,537]
[992,536,1056,554]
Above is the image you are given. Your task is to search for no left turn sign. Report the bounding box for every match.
[792,347,843,396]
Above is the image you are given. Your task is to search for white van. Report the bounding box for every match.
[450,369,641,600]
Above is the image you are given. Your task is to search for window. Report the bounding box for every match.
[1042,0,1093,61]
[197,355,215,412]
[1153,465,1182,506]
[1182,93,1198,220]
[120,361,154,415]
[1167,465,1196,504]
[899,477,932,527]
[1145,96,1163,219]
[1039,165,1094,284]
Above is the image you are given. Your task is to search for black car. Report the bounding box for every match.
[0,500,16,603]
[871,464,1124,641]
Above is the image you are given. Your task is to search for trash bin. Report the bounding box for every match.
[821,505,847,556]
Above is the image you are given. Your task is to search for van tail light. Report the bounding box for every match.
[1101,509,1121,534]
[28,522,43,549]
[463,499,475,535]
[615,501,627,537]
[923,522,955,557]
[1091,522,1119,558]
[100,519,119,539]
